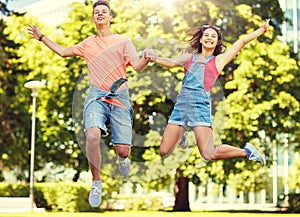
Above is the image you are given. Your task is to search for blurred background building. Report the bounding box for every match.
[6,0,83,27]
[279,0,300,54]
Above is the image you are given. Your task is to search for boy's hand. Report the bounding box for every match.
[143,49,156,62]
[27,25,43,41]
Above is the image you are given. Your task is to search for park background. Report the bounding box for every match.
[0,0,300,214]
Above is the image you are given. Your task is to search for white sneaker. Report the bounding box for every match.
[118,156,130,176]
[179,131,188,149]
[89,180,102,207]
[244,142,266,166]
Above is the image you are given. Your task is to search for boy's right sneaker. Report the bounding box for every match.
[179,131,188,149]
[89,180,102,207]
[244,142,266,166]
[118,156,130,176]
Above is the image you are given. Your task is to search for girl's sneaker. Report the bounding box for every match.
[244,142,266,166]
[179,131,188,149]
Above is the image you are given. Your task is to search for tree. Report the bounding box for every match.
[287,152,300,193]
[2,7,89,181]
[224,20,299,160]
[0,17,32,180]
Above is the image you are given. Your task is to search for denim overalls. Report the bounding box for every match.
[168,54,218,129]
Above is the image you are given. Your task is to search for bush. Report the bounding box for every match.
[107,194,171,211]
[288,193,300,213]
[0,183,172,212]
[0,182,29,197]
[0,182,100,212]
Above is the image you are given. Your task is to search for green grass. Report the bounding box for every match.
[0,211,298,217]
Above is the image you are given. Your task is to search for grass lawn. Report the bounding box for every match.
[0,211,297,217]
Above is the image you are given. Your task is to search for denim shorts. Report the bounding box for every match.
[168,91,212,129]
[84,99,133,145]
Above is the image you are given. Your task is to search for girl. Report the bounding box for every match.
[153,19,270,165]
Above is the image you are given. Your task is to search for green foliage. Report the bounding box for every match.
[288,193,300,213]
[36,183,94,212]
[0,182,29,197]
[224,36,299,150]
[288,152,300,192]
[0,18,31,178]
[110,194,165,211]
[2,9,88,178]
[227,161,266,194]
[0,182,99,212]
[0,182,171,212]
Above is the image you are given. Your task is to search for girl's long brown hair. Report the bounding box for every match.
[185,26,226,56]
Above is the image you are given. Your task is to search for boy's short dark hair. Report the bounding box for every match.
[92,0,112,15]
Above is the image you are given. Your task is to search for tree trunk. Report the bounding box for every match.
[173,177,191,211]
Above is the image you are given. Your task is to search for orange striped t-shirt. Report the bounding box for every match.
[72,34,139,92]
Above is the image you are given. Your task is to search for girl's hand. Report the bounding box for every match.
[143,49,156,62]
[261,18,270,32]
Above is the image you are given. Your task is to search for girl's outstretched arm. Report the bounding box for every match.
[155,53,191,68]
[216,19,270,71]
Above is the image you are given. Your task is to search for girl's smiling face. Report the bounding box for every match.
[200,28,219,49]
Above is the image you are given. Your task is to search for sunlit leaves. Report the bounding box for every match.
[288,153,300,191]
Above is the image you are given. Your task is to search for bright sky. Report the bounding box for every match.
[5,0,41,10]
[4,0,83,26]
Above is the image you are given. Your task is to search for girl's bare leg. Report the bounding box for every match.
[193,126,246,161]
[160,124,185,156]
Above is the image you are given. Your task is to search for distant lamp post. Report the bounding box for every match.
[24,80,45,212]
[283,134,289,202]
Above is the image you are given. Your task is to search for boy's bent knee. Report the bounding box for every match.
[86,127,101,146]
[116,144,130,158]
[118,152,129,158]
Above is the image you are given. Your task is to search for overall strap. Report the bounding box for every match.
[192,53,198,62]
[202,55,215,64]
[184,54,196,74]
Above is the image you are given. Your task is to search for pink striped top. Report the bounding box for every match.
[72,34,139,92]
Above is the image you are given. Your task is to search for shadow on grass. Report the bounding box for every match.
[164,209,297,214]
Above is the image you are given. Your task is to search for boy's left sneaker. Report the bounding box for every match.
[118,156,130,176]
[88,180,102,207]
[244,142,266,166]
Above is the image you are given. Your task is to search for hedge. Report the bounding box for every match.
[0,182,100,212]
[0,182,169,212]
[288,193,300,213]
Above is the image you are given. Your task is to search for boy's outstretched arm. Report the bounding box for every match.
[130,48,156,72]
[27,25,75,57]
